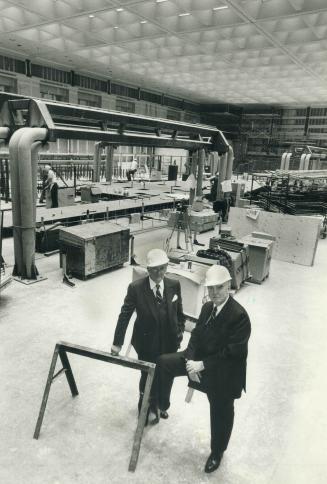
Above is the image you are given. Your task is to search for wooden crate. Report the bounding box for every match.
[59,221,130,279]
[168,209,218,233]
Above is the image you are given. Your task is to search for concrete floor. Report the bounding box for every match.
[1,224,327,484]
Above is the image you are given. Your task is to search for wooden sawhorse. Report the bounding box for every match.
[33,341,156,472]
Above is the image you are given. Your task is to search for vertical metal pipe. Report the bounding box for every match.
[189,150,198,205]
[105,145,114,183]
[216,151,228,200]
[17,128,47,279]
[196,148,205,197]
[93,142,103,182]
[226,145,234,180]
[9,128,30,276]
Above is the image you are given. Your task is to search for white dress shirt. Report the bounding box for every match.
[149,278,164,298]
[213,295,230,316]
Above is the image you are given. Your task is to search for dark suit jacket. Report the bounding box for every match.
[113,275,185,357]
[184,296,251,399]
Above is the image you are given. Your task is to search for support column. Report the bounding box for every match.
[189,150,198,205]
[9,128,30,277]
[226,145,234,180]
[10,127,47,279]
[105,145,114,183]
[196,148,205,198]
[92,142,103,182]
[217,151,228,200]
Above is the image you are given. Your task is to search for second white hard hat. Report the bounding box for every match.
[146,248,169,267]
[204,264,231,286]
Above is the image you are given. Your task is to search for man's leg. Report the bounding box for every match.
[157,352,187,411]
[207,393,235,457]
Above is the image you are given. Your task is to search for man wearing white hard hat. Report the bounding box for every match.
[111,248,185,424]
[158,264,251,474]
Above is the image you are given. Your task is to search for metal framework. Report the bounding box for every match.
[0,92,229,152]
[0,92,230,280]
[33,341,156,473]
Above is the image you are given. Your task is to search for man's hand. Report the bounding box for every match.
[186,360,204,374]
[111,344,122,356]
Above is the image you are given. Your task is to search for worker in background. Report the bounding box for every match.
[111,248,186,425]
[45,170,58,208]
[209,171,219,202]
[157,265,251,474]
[127,157,138,181]
[39,165,55,203]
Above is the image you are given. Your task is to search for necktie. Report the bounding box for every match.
[205,306,217,326]
[155,284,163,304]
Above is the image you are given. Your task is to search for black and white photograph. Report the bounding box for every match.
[0,1,326,483]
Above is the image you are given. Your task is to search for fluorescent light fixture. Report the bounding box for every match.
[213,5,228,10]
[88,14,95,18]
[116,8,124,11]
[140,20,147,23]
[179,12,191,17]
[156,0,168,3]
[114,26,119,29]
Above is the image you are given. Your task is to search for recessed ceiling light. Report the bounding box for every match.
[140,20,147,23]
[114,26,119,29]
[89,14,95,18]
[116,8,124,12]
[213,5,228,10]
[179,12,191,17]
[156,0,168,3]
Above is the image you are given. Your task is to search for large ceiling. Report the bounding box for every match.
[0,0,327,106]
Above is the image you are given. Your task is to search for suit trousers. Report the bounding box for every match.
[138,352,161,410]
[158,351,235,456]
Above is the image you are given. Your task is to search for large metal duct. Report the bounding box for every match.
[105,145,114,183]
[216,151,228,200]
[10,127,47,279]
[92,141,104,182]
[226,145,234,180]
[280,152,287,170]
[9,128,30,277]
[284,153,292,171]
[303,154,311,170]
[299,154,306,171]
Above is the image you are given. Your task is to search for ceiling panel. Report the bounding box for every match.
[0,0,326,105]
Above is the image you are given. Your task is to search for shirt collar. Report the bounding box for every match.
[213,296,229,315]
[149,277,164,293]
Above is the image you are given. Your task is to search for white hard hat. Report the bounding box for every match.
[146,249,169,268]
[204,265,231,286]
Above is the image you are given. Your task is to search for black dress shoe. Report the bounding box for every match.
[204,453,223,473]
[147,408,159,426]
[193,239,205,246]
[159,410,169,419]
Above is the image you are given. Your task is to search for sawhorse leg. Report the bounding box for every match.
[33,345,78,439]
[128,366,155,472]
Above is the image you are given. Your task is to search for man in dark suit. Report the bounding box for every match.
[158,265,251,473]
[111,248,185,424]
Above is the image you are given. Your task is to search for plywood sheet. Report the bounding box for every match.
[228,207,321,266]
